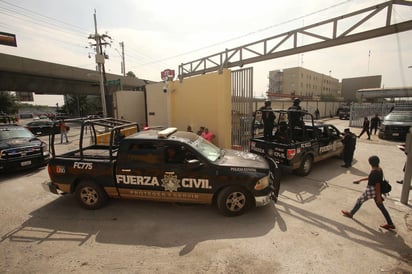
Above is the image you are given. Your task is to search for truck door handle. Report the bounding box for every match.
[121,169,131,172]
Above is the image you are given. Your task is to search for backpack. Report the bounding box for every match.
[380,179,392,194]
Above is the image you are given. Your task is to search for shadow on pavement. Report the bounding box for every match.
[276,199,411,266]
[1,195,277,256]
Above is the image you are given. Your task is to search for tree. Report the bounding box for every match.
[320,93,338,101]
[126,71,136,78]
[0,92,18,114]
[64,95,101,117]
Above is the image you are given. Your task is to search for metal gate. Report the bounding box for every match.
[231,68,253,150]
[349,103,395,128]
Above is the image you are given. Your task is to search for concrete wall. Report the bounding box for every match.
[113,90,146,129]
[170,69,232,148]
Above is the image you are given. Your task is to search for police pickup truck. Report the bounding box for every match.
[250,109,343,176]
[45,118,276,216]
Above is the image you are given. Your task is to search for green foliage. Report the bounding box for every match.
[64,95,101,116]
[320,93,338,101]
[126,71,136,78]
[0,92,18,114]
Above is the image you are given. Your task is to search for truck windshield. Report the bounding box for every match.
[0,127,34,140]
[385,112,412,122]
[190,136,221,162]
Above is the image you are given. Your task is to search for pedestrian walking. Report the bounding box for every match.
[341,128,356,168]
[60,120,69,144]
[370,113,381,135]
[358,117,371,140]
[341,155,395,230]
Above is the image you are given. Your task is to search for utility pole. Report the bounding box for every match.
[120,41,126,76]
[88,10,112,117]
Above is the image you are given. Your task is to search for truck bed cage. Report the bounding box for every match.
[50,117,140,161]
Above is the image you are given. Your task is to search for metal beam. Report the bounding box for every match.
[357,87,412,98]
[178,0,412,80]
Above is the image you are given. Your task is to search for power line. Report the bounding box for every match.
[0,0,89,36]
[139,0,353,66]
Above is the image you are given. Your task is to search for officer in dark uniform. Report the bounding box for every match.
[341,128,357,168]
[260,100,276,141]
[288,98,302,129]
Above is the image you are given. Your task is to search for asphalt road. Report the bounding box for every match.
[0,118,411,273]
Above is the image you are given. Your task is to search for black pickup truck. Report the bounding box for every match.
[0,117,50,173]
[250,109,343,176]
[44,118,277,216]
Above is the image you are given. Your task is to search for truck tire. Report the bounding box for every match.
[217,186,250,217]
[75,180,108,210]
[297,155,313,176]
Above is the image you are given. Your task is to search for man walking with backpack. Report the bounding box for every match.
[341,155,395,230]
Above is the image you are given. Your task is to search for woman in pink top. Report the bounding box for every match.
[201,128,215,142]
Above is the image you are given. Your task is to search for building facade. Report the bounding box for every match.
[341,75,382,102]
[267,67,339,99]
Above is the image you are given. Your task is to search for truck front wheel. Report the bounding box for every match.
[75,180,108,210]
[217,186,250,217]
[297,155,313,176]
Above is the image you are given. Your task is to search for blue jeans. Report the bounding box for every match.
[61,132,68,143]
[350,198,393,225]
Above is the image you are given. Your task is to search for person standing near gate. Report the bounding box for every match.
[358,116,371,140]
[370,113,381,135]
[314,108,320,120]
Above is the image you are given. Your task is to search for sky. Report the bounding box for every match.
[1,0,412,106]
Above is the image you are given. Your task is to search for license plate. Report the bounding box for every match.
[392,133,399,136]
[21,160,32,166]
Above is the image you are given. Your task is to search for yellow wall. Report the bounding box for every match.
[169,69,232,148]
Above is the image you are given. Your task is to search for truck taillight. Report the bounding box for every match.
[287,149,296,160]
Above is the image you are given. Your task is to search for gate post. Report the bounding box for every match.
[400,128,412,205]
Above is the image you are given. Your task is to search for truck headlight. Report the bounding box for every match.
[254,176,269,190]
[41,142,50,156]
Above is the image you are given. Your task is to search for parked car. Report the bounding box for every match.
[25,120,61,136]
[378,111,412,141]
[0,123,50,172]
[337,107,350,120]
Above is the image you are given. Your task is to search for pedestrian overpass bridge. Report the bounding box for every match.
[0,53,150,96]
